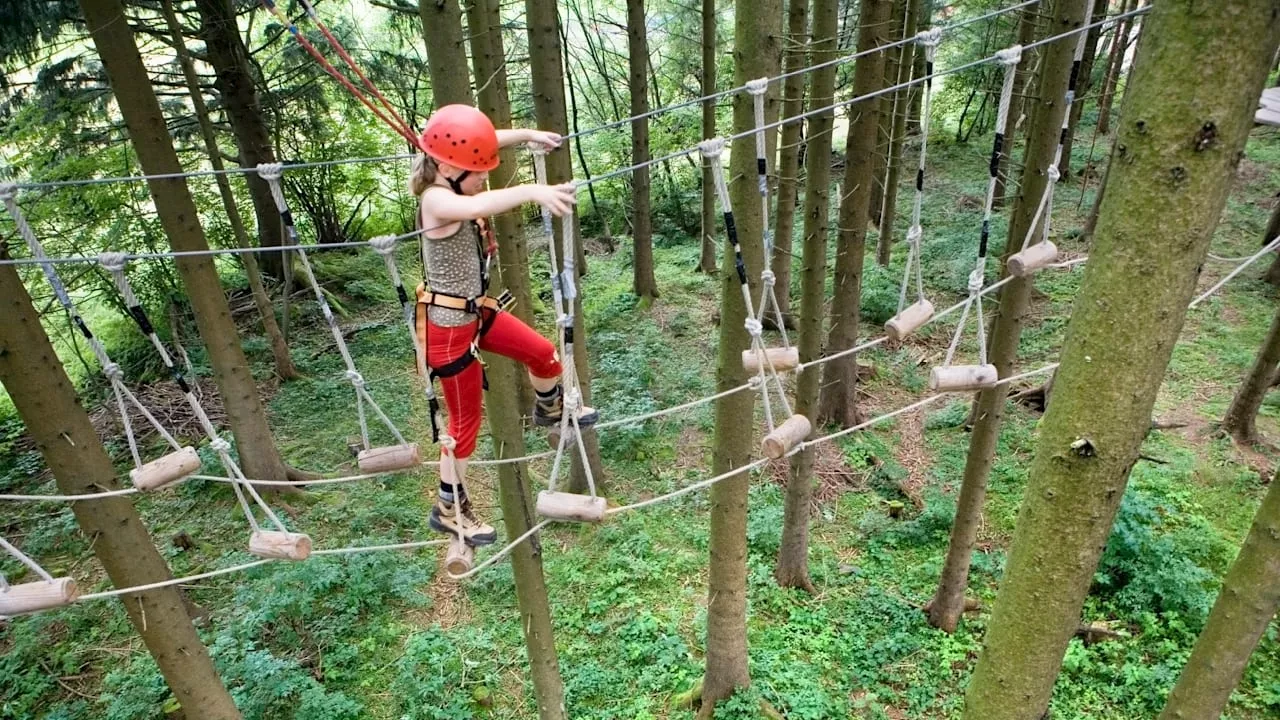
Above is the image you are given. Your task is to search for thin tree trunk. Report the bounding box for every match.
[876,0,921,265]
[699,0,782,713]
[1158,472,1280,720]
[420,0,474,107]
[1096,0,1138,136]
[907,1,934,135]
[1058,0,1108,178]
[467,0,535,412]
[1262,199,1280,285]
[928,0,1090,634]
[527,0,605,492]
[1,235,241,720]
[992,5,1039,209]
[775,0,838,593]
[562,25,610,248]
[870,0,908,229]
[770,0,810,321]
[699,0,719,274]
[193,0,285,280]
[161,0,298,383]
[817,0,893,429]
[1221,303,1280,444]
[628,0,659,301]
[87,0,293,488]
[962,3,1280,716]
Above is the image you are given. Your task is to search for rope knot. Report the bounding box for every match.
[996,44,1023,67]
[761,270,775,286]
[967,267,985,295]
[345,370,366,388]
[256,163,284,181]
[748,374,764,389]
[98,252,129,273]
[556,313,571,328]
[369,235,398,256]
[0,183,16,202]
[906,224,923,246]
[103,362,123,381]
[210,438,232,453]
[699,138,726,160]
[526,142,549,157]
[1047,165,1061,183]
[745,77,769,96]
[440,434,458,452]
[916,27,942,48]
[564,388,581,414]
[744,318,763,338]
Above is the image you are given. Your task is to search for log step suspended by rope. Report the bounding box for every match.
[249,530,313,560]
[885,299,935,341]
[356,443,421,473]
[762,414,812,459]
[0,577,78,615]
[1007,241,1059,277]
[130,446,202,491]
[930,364,998,392]
[536,491,608,523]
[741,347,800,373]
[444,537,474,575]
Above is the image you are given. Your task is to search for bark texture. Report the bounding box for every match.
[699,0,719,274]
[992,4,1040,209]
[770,0,810,319]
[420,0,474,107]
[0,242,241,719]
[628,0,659,300]
[962,3,1280,717]
[876,0,921,265]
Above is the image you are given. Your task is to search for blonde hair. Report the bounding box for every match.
[409,153,439,196]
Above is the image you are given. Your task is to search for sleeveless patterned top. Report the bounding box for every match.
[420,197,484,328]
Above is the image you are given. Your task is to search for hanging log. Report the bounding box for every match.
[130,446,202,491]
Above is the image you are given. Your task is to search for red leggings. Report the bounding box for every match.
[425,310,561,459]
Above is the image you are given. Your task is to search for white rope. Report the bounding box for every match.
[0,537,57,588]
[897,29,943,314]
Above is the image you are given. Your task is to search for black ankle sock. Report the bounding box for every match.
[535,385,561,400]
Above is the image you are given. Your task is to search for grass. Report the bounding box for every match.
[3,117,1280,719]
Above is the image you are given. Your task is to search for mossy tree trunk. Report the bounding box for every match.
[420,0,473,107]
[83,0,293,488]
[928,0,1090,634]
[875,0,922,265]
[193,0,285,280]
[1157,471,1280,720]
[161,0,299,383]
[962,3,1280,717]
[1058,0,1108,179]
[699,0,782,712]
[770,0,810,323]
[527,0,605,492]
[698,0,718,274]
[1221,302,1280,444]
[0,246,242,720]
[869,0,908,229]
[992,4,1040,209]
[466,0,535,410]
[817,0,893,428]
[1096,0,1139,136]
[628,0,659,301]
[774,0,839,593]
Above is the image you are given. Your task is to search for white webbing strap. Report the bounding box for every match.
[258,165,408,450]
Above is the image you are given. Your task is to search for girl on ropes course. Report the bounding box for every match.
[413,104,598,547]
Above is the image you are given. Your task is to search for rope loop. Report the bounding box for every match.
[98,252,129,273]
[906,224,923,247]
[0,183,16,202]
[916,27,943,50]
[967,267,985,295]
[345,370,366,388]
[369,235,398,256]
[256,163,284,181]
[1047,164,1061,183]
[210,438,232,453]
[745,77,769,96]
[439,434,458,452]
[760,270,775,286]
[564,388,581,414]
[748,374,764,389]
[698,138,726,160]
[996,44,1023,66]
[103,362,123,381]
[744,318,763,338]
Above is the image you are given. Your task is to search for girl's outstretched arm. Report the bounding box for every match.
[421,183,577,224]
[495,128,561,150]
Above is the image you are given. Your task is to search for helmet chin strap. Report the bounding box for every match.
[446,170,471,195]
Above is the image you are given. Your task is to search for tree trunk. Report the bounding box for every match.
[562,23,610,249]
[193,0,284,280]
[1262,199,1280,285]
[86,0,293,488]
[869,0,908,229]
[961,3,1280,717]
[928,0,1090,635]
[817,0,893,429]
[876,0,921,265]
[907,1,934,135]
[699,0,719,274]
[527,0,605,492]
[992,4,1040,209]
[161,0,298,383]
[1096,0,1138,136]
[1058,0,1109,179]
[466,0,534,411]
[1157,472,1280,720]
[775,0,838,592]
[699,0,782,712]
[0,246,241,720]
[770,0,810,322]
[420,0,474,107]
[628,0,659,301]
[1221,303,1280,444]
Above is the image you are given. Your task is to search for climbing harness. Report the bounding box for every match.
[529,147,607,523]
[886,28,943,341]
[699,138,810,459]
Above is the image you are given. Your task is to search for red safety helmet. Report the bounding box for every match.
[418,105,500,172]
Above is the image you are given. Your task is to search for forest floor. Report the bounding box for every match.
[3,116,1280,719]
